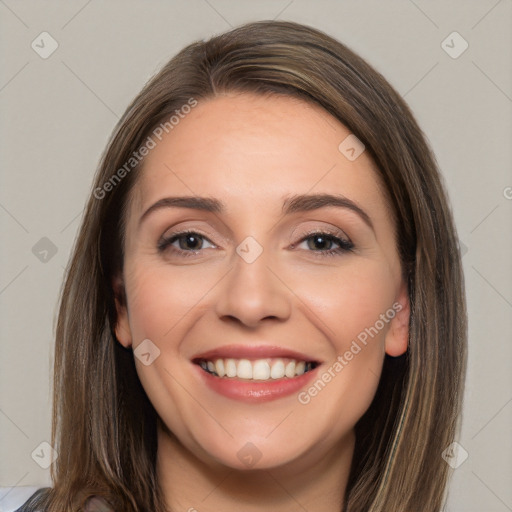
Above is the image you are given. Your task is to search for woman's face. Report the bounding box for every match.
[115,92,409,472]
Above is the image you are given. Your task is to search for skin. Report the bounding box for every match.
[114,92,410,512]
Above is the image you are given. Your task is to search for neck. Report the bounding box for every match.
[155,419,355,512]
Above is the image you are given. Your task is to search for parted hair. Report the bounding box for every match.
[18,20,466,512]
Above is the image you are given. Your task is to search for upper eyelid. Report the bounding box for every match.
[161,229,216,244]
[159,230,216,248]
[293,230,354,250]
[295,226,351,241]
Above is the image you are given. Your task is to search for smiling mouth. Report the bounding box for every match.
[194,357,319,381]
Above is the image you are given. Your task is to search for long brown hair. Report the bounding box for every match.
[20,20,467,512]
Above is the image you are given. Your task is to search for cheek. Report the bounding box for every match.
[123,260,216,344]
[122,262,208,440]
[293,258,397,352]
[293,260,396,416]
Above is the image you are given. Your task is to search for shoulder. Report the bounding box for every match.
[10,488,113,512]
[5,487,49,512]
[83,496,114,511]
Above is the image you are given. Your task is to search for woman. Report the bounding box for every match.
[18,20,467,512]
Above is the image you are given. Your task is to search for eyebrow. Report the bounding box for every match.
[139,193,373,229]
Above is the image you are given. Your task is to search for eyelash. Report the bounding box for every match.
[157,229,354,258]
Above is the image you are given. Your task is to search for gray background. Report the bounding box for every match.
[1,1,511,510]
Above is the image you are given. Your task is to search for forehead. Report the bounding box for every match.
[129,92,389,222]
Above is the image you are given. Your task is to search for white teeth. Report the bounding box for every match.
[285,361,296,378]
[270,360,285,379]
[199,357,315,380]
[253,360,271,380]
[295,361,306,376]
[215,359,225,377]
[237,359,253,379]
[225,358,237,377]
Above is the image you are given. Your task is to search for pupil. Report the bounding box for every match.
[310,234,330,250]
[183,234,201,250]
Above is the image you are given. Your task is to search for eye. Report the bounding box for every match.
[294,231,354,257]
[157,230,215,256]
[158,229,354,258]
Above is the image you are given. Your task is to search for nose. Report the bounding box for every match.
[214,248,292,328]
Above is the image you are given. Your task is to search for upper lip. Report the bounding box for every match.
[192,344,321,363]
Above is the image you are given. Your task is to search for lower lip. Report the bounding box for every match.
[194,364,320,403]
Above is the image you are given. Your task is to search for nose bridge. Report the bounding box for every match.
[214,238,291,326]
